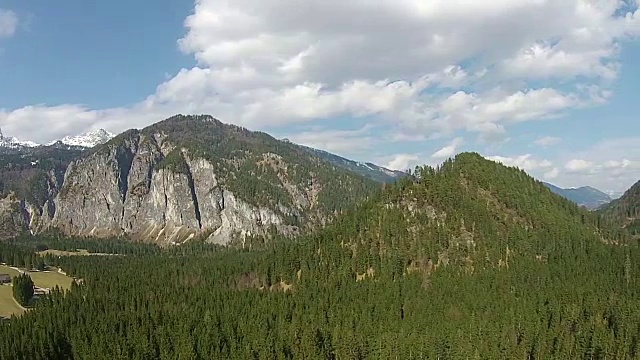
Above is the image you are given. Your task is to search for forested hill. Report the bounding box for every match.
[321,152,627,271]
[600,180,640,236]
[2,152,638,359]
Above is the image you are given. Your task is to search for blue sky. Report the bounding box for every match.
[0,0,639,194]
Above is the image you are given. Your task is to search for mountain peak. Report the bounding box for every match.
[51,129,115,148]
[543,182,612,210]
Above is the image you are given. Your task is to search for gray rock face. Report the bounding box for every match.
[0,194,29,238]
[23,132,295,245]
[0,115,380,243]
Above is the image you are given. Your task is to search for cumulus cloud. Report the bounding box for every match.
[431,137,463,159]
[565,159,595,172]
[544,167,560,180]
[0,10,17,38]
[5,0,637,141]
[384,154,421,171]
[543,138,640,192]
[0,0,639,193]
[281,125,376,155]
[487,154,554,171]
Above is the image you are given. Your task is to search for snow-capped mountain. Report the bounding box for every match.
[0,135,39,148]
[50,129,115,148]
[0,128,115,150]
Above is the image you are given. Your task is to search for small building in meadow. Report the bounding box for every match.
[0,274,11,284]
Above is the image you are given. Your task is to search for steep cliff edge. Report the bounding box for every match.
[0,144,81,237]
[12,115,379,245]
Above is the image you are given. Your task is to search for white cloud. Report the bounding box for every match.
[549,138,640,192]
[384,154,420,171]
[544,167,560,180]
[0,10,17,38]
[487,154,554,171]
[603,159,632,169]
[503,41,619,80]
[431,137,463,159]
[565,159,595,172]
[282,125,375,155]
[0,0,638,198]
[534,136,561,147]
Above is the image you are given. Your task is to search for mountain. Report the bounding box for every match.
[543,182,612,209]
[0,144,85,238]
[330,153,624,270]
[3,152,637,359]
[0,115,380,244]
[50,129,115,148]
[599,180,640,236]
[296,143,405,183]
[0,129,39,150]
[0,128,114,152]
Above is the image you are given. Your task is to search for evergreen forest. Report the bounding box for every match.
[0,153,639,359]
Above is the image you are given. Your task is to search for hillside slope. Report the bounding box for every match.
[2,152,637,359]
[299,145,405,183]
[600,180,640,236]
[0,145,85,238]
[543,182,612,209]
[15,115,379,244]
[313,153,624,275]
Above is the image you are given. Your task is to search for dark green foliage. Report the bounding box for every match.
[0,241,40,269]
[12,273,33,306]
[0,153,638,359]
[156,148,189,174]
[600,180,640,237]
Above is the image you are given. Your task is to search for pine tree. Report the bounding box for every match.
[12,273,34,306]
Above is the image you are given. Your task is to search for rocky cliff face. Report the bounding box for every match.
[48,132,291,245]
[0,115,379,245]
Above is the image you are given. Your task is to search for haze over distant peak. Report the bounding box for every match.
[543,182,612,210]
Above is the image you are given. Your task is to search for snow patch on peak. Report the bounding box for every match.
[51,129,115,148]
[0,135,40,148]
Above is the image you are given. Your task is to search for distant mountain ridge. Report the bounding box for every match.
[295,142,405,183]
[0,128,115,150]
[543,182,612,210]
[0,127,402,185]
[0,128,39,149]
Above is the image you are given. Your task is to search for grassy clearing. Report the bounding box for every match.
[27,271,73,291]
[0,286,24,318]
[0,265,74,318]
[0,265,21,278]
[0,265,74,290]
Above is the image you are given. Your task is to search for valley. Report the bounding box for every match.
[3,0,640,358]
[0,147,637,359]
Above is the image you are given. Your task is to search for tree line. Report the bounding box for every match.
[0,153,637,359]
